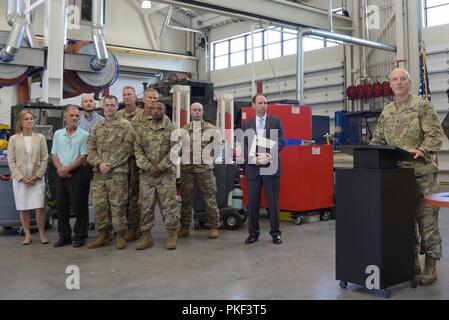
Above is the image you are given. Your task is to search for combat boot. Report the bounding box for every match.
[209,228,219,239]
[87,229,110,249]
[136,231,153,250]
[414,254,421,275]
[177,225,190,238]
[419,255,437,285]
[125,228,140,242]
[165,229,178,250]
[116,230,127,249]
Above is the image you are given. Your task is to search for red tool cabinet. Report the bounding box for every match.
[240,104,334,220]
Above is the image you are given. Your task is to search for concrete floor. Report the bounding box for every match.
[0,209,448,300]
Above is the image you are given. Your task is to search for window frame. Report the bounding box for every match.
[423,0,449,27]
[211,27,335,70]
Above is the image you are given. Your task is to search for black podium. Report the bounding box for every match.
[335,145,416,297]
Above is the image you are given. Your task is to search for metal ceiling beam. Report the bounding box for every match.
[152,0,352,32]
[108,45,198,74]
[191,13,237,29]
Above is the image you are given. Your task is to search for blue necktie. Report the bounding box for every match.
[257,118,264,137]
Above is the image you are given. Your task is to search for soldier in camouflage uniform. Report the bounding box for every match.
[131,87,173,223]
[370,68,444,285]
[131,88,171,128]
[117,86,143,242]
[87,95,134,250]
[134,102,181,250]
[178,102,221,239]
[131,88,155,129]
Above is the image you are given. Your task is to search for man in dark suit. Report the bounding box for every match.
[241,94,285,245]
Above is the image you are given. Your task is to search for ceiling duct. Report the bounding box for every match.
[0,0,28,63]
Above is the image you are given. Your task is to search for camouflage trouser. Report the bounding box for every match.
[139,171,180,232]
[415,174,442,259]
[92,172,128,232]
[180,169,220,228]
[127,157,141,229]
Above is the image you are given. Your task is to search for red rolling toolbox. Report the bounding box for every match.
[240,103,334,224]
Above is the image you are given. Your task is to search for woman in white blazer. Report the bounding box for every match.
[7,110,49,245]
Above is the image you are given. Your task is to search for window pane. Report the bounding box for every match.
[230,37,245,53]
[426,0,449,7]
[426,5,449,26]
[283,27,297,40]
[264,43,282,59]
[230,51,245,67]
[283,39,297,56]
[246,32,263,48]
[214,41,228,56]
[304,37,324,51]
[265,28,281,44]
[247,47,263,63]
[214,55,228,70]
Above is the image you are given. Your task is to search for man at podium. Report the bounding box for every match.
[370,68,444,285]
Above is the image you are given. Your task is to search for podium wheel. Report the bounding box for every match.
[339,281,348,289]
[410,280,418,289]
[382,289,391,298]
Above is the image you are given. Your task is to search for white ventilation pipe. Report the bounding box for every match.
[1,0,27,62]
[90,0,109,71]
[296,28,397,104]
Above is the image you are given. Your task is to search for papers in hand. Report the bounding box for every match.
[249,136,277,165]
[255,153,271,165]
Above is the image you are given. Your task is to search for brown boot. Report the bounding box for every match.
[209,228,219,239]
[136,231,153,250]
[165,229,178,250]
[125,228,140,242]
[88,229,110,249]
[419,255,437,285]
[177,225,190,238]
[414,254,421,275]
[116,230,127,249]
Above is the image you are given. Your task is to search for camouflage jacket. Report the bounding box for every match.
[117,107,143,123]
[131,112,171,130]
[87,118,135,173]
[181,120,221,171]
[134,116,177,173]
[370,95,443,176]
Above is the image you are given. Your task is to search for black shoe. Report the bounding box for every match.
[54,238,72,248]
[272,234,282,245]
[73,240,85,248]
[244,235,259,244]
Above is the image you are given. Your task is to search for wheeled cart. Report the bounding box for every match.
[193,164,247,230]
[240,104,334,224]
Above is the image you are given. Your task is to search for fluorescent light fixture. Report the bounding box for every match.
[141,0,152,9]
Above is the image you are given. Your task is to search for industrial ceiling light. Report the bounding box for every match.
[141,0,152,9]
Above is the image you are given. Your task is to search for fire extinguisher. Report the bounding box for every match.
[346,85,357,100]
[357,84,365,99]
[364,83,374,99]
[382,81,393,97]
[373,82,383,97]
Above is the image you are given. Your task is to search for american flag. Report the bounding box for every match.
[419,49,431,101]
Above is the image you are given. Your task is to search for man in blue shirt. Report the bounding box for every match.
[78,94,104,132]
[78,94,104,216]
[51,106,89,248]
